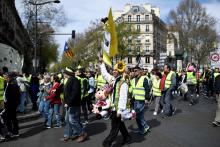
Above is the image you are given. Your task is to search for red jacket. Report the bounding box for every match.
[46,82,61,105]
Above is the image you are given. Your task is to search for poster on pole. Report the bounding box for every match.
[210,49,220,68]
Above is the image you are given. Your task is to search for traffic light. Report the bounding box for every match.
[72,30,75,39]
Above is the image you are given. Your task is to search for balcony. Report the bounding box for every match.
[124,18,153,23]
[141,50,155,55]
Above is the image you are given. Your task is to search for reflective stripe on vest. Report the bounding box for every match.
[131,76,146,101]
[152,79,161,97]
[112,79,130,110]
[0,76,4,100]
[76,76,84,99]
[214,73,220,78]
[165,71,175,89]
[187,72,197,85]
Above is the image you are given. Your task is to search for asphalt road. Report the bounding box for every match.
[2,95,220,147]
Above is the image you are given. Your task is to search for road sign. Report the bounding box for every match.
[210,50,220,68]
[210,53,219,62]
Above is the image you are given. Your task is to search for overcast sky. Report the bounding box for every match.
[15,0,220,57]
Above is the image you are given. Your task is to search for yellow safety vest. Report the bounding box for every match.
[130,76,146,101]
[0,76,4,101]
[111,78,130,110]
[96,75,106,89]
[187,72,197,85]
[165,71,175,89]
[214,73,220,78]
[76,76,89,99]
[152,79,162,97]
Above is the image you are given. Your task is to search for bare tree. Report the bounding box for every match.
[168,0,219,65]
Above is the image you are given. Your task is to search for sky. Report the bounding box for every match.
[15,0,220,57]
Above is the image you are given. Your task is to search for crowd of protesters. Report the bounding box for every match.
[0,59,220,146]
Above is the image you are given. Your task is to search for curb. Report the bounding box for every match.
[18,111,41,123]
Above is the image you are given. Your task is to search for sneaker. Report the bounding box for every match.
[12,133,20,137]
[141,126,150,135]
[76,132,88,142]
[172,107,176,116]
[153,111,157,116]
[46,126,51,129]
[54,125,62,128]
[60,137,70,142]
[161,110,164,113]
[212,121,220,127]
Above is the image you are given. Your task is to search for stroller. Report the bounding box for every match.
[0,109,10,142]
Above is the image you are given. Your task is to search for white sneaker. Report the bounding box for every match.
[153,111,157,115]
[161,110,164,113]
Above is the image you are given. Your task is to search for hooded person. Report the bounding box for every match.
[99,58,132,147]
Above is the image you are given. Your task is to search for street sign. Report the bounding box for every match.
[210,52,219,62]
[210,50,220,68]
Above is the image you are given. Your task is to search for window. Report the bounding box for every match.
[146,25,149,32]
[145,57,150,63]
[128,38,132,43]
[136,15,140,22]
[128,46,131,52]
[137,36,141,43]
[145,39,150,43]
[145,15,149,20]
[145,46,149,52]
[137,25,140,32]
[137,46,140,52]
[128,15,131,22]
[128,57,132,63]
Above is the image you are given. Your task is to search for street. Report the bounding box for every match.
[2,96,220,147]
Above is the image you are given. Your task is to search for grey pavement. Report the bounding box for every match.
[1,96,220,147]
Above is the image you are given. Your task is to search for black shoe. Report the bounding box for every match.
[121,136,132,146]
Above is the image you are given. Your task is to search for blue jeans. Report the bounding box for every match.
[38,100,50,122]
[134,100,149,134]
[64,106,84,138]
[17,92,27,112]
[162,89,174,116]
[47,104,61,127]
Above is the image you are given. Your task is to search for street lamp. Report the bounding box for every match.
[29,0,60,73]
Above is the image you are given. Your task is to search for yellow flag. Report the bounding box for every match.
[103,49,112,67]
[108,8,118,57]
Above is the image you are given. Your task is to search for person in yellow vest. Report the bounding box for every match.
[130,66,151,134]
[186,65,197,105]
[213,68,220,82]
[99,58,131,147]
[160,64,176,118]
[152,72,162,115]
[75,67,90,125]
[0,72,4,110]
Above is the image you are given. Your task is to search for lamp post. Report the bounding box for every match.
[29,0,60,73]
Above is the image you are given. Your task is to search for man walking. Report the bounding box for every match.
[61,67,87,142]
[130,66,151,134]
[99,59,131,147]
[161,65,176,118]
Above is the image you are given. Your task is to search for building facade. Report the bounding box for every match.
[0,0,33,73]
[114,4,167,70]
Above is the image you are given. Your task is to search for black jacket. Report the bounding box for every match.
[64,76,81,107]
[4,79,20,109]
[214,75,220,93]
